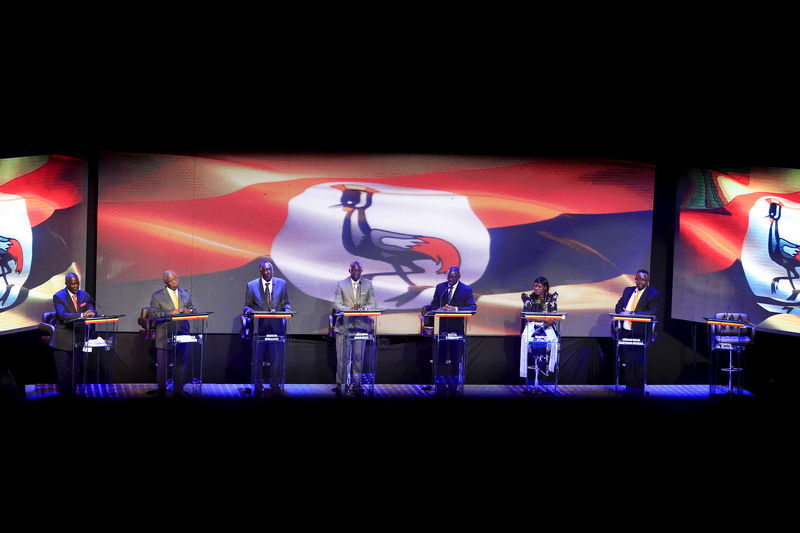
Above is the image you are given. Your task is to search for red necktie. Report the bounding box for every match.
[71,293,78,311]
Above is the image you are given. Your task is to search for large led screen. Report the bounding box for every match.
[0,155,88,335]
[97,153,654,336]
[674,167,800,335]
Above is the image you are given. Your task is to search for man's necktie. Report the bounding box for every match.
[171,290,179,310]
[444,286,452,305]
[265,282,272,309]
[631,290,642,311]
[624,289,642,329]
[71,293,78,312]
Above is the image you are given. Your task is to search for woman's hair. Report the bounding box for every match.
[533,276,550,295]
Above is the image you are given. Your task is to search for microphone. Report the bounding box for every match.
[521,292,530,302]
[551,291,559,302]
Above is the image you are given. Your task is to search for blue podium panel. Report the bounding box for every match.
[427,311,476,397]
[705,317,753,396]
[522,312,566,395]
[251,311,294,397]
[163,312,211,397]
[69,315,123,392]
[337,310,382,397]
[610,313,656,397]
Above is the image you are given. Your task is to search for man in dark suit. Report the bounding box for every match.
[50,273,96,397]
[429,267,477,394]
[333,261,376,396]
[614,269,661,393]
[243,261,292,394]
[149,270,195,396]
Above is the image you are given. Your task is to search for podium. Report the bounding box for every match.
[521,312,566,394]
[705,316,753,396]
[336,309,383,396]
[610,312,657,395]
[156,312,212,397]
[425,309,476,396]
[68,314,123,392]
[249,311,294,397]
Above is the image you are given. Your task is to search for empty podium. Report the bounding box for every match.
[337,309,383,397]
[521,311,566,394]
[705,314,754,396]
[249,310,294,396]
[425,309,476,396]
[610,312,657,396]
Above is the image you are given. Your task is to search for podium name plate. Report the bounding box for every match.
[521,312,567,321]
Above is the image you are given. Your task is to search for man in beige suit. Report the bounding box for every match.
[333,261,376,396]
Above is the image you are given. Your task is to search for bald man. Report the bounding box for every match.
[51,273,96,396]
[333,261,376,396]
[149,271,195,396]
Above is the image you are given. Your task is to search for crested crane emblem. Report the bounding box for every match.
[0,193,33,310]
[330,184,461,304]
[271,181,490,309]
[765,199,800,300]
[742,195,800,313]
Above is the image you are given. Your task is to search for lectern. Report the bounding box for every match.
[156,312,211,397]
[249,311,294,397]
[705,315,753,396]
[425,309,476,396]
[609,312,656,396]
[521,312,566,394]
[336,309,383,397]
[67,314,123,392]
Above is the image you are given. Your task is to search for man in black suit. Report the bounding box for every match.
[614,269,660,394]
[243,261,292,395]
[50,273,96,397]
[429,267,477,394]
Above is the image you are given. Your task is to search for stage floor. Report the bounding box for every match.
[23,383,751,399]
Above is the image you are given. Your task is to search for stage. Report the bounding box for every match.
[23,382,750,399]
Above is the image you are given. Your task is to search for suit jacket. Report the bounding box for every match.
[615,285,660,316]
[430,281,477,311]
[50,288,96,351]
[333,277,376,333]
[243,277,291,314]
[615,285,660,337]
[430,281,476,335]
[149,287,195,349]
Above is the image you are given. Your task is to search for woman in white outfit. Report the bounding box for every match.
[519,276,559,381]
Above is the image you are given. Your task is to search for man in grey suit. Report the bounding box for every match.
[51,273,96,397]
[333,261,376,396]
[243,261,292,395]
[149,270,195,396]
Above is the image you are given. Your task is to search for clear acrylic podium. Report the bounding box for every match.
[425,309,476,397]
[705,316,753,396]
[158,312,211,397]
[337,309,382,397]
[68,314,123,392]
[521,312,566,394]
[610,312,656,396]
[250,311,294,397]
